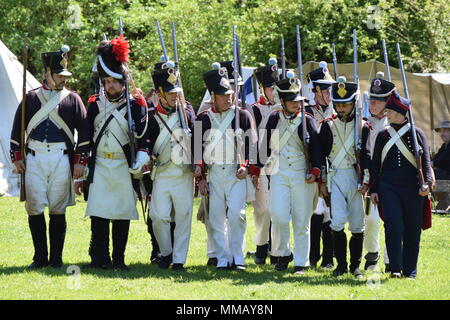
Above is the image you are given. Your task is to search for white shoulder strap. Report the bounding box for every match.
[382,124,416,168]
[153,114,179,155]
[330,130,354,169]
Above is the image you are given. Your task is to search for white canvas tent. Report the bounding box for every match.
[0,39,40,196]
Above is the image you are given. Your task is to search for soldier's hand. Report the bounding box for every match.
[319,183,329,198]
[251,174,260,190]
[236,166,247,180]
[358,184,369,195]
[193,165,203,178]
[419,185,430,197]
[370,193,379,205]
[306,174,316,184]
[73,164,85,179]
[74,181,83,196]
[198,179,209,196]
[14,160,25,174]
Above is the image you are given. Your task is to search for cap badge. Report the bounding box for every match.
[337,83,347,98]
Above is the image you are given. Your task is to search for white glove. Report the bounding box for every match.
[129,151,150,175]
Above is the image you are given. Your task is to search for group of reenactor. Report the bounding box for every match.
[10,27,434,280]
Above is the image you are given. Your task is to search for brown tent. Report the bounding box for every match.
[303,60,450,154]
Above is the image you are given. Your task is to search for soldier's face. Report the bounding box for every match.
[48,73,68,90]
[386,109,406,124]
[369,99,386,117]
[264,87,275,104]
[315,88,331,105]
[438,128,450,144]
[158,91,178,108]
[214,93,232,112]
[284,100,301,114]
[335,102,354,119]
[103,77,125,99]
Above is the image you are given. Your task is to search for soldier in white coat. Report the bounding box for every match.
[196,63,258,271]
[319,76,365,278]
[246,58,281,265]
[147,60,196,271]
[262,71,323,274]
[304,62,336,269]
[360,72,395,271]
[77,35,150,270]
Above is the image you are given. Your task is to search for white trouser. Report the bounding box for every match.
[149,168,193,264]
[270,169,317,267]
[208,165,247,267]
[364,202,390,263]
[329,168,365,233]
[252,174,271,246]
[364,201,380,253]
[25,140,74,216]
[204,207,229,258]
[313,197,331,223]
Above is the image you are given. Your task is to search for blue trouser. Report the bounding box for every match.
[379,174,424,277]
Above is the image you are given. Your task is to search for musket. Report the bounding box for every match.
[296,25,310,175]
[332,43,338,78]
[156,21,169,62]
[233,25,243,165]
[236,34,246,110]
[171,22,191,138]
[381,39,391,81]
[281,36,286,79]
[118,17,136,165]
[396,43,427,190]
[353,29,362,187]
[19,44,28,202]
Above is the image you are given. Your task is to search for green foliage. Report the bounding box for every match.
[0,0,448,106]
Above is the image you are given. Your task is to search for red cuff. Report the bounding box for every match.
[12,151,23,162]
[240,160,249,168]
[248,164,261,178]
[310,167,321,178]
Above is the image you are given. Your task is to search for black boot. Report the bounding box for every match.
[28,214,48,269]
[49,214,66,268]
[275,253,293,271]
[87,216,112,269]
[147,217,161,264]
[309,214,323,268]
[321,221,334,268]
[349,232,364,279]
[332,230,348,276]
[112,220,130,271]
[254,244,269,265]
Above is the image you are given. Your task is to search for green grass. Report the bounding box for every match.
[0,196,449,300]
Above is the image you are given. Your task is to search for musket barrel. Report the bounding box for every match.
[281,36,286,79]
[332,43,338,78]
[157,21,169,62]
[382,40,391,81]
[353,29,358,84]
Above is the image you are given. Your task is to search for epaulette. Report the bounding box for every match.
[87,94,99,104]
[320,115,335,124]
[132,94,147,108]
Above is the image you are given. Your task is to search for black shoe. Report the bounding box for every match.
[293,266,307,275]
[351,267,364,279]
[364,252,380,270]
[172,263,185,272]
[49,261,63,269]
[246,251,256,257]
[321,262,334,270]
[113,262,130,271]
[158,254,172,269]
[390,272,401,279]
[385,263,391,273]
[234,264,246,271]
[275,254,293,271]
[27,261,48,269]
[151,253,161,265]
[332,266,348,277]
[207,257,218,267]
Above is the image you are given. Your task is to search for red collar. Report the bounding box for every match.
[41,81,50,91]
[156,101,168,115]
[259,96,268,105]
